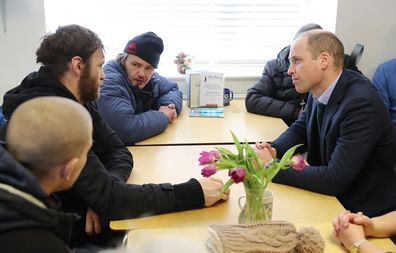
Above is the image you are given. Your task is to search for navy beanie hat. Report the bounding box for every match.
[124,32,164,68]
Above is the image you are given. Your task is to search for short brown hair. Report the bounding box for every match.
[6,97,92,174]
[305,31,344,69]
[36,24,104,79]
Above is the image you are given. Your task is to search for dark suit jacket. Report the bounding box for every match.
[272,69,396,217]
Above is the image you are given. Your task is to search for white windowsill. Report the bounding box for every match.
[156,63,264,79]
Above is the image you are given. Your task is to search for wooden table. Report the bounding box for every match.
[125,223,396,253]
[110,146,396,252]
[135,100,288,145]
[111,145,345,230]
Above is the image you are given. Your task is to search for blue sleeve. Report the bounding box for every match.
[0,106,5,124]
[153,73,183,115]
[97,73,169,145]
[372,63,390,109]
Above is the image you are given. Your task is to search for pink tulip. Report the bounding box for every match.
[290,155,305,171]
[198,150,220,165]
[201,164,217,177]
[229,167,246,183]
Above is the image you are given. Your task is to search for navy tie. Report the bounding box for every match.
[316,102,326,131]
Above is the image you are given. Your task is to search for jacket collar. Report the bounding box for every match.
[0,183,46,209]
[0,145,80,243]
[276,45,291,72]
[2,66,78,120]
[321,70,350,133]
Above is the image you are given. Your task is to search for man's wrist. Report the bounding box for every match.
[349,238,367,253]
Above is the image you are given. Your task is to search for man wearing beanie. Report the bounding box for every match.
[97,32,182,145]
[245,23,362,126]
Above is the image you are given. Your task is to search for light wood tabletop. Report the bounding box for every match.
[135,100,288,145]
[125,223,396,253]
[111,145,396,252]
[111,145,345,231]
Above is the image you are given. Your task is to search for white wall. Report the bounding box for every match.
[0,0,45,104]
[336,0,396,78]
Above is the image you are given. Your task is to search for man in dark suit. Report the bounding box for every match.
[256,30,396,218]
[245,23,362,127]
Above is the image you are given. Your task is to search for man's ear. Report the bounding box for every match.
[70,56,85,76]
[319,52,330,69]
[60,157,79,181]
[120,55,127,67]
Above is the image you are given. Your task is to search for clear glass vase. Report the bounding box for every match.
[177,64,186,74]
[238,187,273,224]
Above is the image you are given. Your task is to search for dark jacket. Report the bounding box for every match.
[271,69,396,217]
[1,67,204,247]
[245,46,362,126]
[97,59,183,145]
[0,145,78,253]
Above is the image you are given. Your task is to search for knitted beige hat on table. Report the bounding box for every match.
[207,220,325,253]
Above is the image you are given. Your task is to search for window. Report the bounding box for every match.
[44,0,338,76]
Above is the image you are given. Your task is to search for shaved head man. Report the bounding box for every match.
[7,97,92,192]
[0,97,92,253]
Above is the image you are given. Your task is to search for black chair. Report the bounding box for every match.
[345,43,364,70]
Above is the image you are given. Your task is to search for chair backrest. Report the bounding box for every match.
[350,43,365,66]
[344,43,364,74]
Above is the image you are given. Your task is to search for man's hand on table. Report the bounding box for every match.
[199,177,230,206]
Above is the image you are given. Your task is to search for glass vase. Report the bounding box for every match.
[177,64,186,74]
[238,187,273,224]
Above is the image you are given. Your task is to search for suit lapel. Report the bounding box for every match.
[322,71,348,137]
[306,94,322,165]
[307,71,349,164]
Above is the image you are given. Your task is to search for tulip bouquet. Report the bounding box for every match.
[199,132,304,223]
[174,52,193,74]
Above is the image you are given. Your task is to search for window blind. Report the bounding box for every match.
[44,0,338,75]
